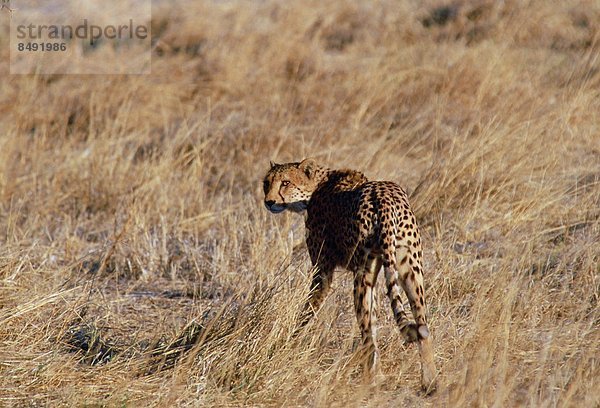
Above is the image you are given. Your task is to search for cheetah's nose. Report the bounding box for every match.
[264,200,275,209]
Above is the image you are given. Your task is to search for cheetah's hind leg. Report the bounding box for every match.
[352,253,381,378]
[394,246,437,393]
[384,245,437,393]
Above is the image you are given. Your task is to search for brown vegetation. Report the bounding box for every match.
[1,0,599,406]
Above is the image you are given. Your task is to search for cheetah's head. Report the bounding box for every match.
[263,159,321,214]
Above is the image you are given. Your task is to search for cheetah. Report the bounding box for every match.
[263,159,437,392]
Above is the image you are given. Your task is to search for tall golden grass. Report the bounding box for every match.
[1,0,599,406]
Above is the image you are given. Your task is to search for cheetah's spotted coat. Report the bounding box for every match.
[263,159,437,392]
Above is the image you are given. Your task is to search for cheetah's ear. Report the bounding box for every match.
[269,160,277,168]
[298,158,317,178]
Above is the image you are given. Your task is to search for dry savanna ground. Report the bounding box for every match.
[1,0,599,406]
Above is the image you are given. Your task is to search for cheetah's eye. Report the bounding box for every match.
[281,180,290,187]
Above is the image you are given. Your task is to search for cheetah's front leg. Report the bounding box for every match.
[297,260,335,329]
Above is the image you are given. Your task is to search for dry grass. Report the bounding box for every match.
[1,0,599,406]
